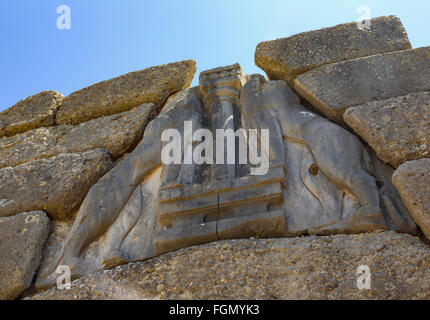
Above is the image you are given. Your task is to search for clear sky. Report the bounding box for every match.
[1,0,429,111]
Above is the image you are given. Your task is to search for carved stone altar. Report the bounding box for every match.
[37,64,417,287]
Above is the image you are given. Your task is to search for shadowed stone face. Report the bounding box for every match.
[393,159,430,240]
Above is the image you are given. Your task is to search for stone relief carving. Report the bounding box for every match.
[38,64,417,287]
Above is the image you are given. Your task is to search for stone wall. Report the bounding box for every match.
[0,60,196,299]
[1,16,429,300]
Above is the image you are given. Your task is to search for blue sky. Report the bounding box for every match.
[1,0,429,111]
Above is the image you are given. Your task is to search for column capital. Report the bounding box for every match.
[199,63,247,111]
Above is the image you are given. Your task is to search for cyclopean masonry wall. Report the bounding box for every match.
[1,16,430,300]
[0,60,196,298]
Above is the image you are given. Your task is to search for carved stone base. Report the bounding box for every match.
[155,167,286,255]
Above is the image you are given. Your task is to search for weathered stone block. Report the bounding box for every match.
[393,159,430,240]
[0,150,113,221]
[0,126,65,170]
[217,210,287,240]
[28,232,430,300]
[0,91,63,138]
[344,91,430,167]
[154,222,219,255]
[294,47,430,123]
[55,60,196,125]
[55,103,156,159]
[0,211,50,300]
[0,103,156,169]
[255,16,411,86]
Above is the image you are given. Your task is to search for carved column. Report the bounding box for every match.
[199,64,247,181]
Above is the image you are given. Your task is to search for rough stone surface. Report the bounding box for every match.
[0,91,63,138]
[36,220,73,287]
[55,60,196,125]
[0,150,113,221]
[28,232,430,300]
[294,47,430,124]
[55,103,156,158]
[34,169,162,292]
[0,103,156,169]
[38,69,417,288]
[0,126,65,170]
[255,16,411,86]
[393,159,430,240]
[0,211,50,300]
[344,91,430,167]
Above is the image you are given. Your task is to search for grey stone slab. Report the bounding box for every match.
[294,47,430,123]
[255,16,411,86]
[393,159,430,240]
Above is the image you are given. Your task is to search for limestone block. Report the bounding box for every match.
[55,103,156,159]
[0,126,66,169]
[294,47,430,123]
[0,103,156,169]
[393,159,430,240]
[255,16,411,86]
[55,60,196,125]
[0,211,50,300]
[154,222,219,255]
[28,232,430,300]
[0,91,63,138]
[0,150,113,221]
[217,210,287,240]
[344,91,430,168]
